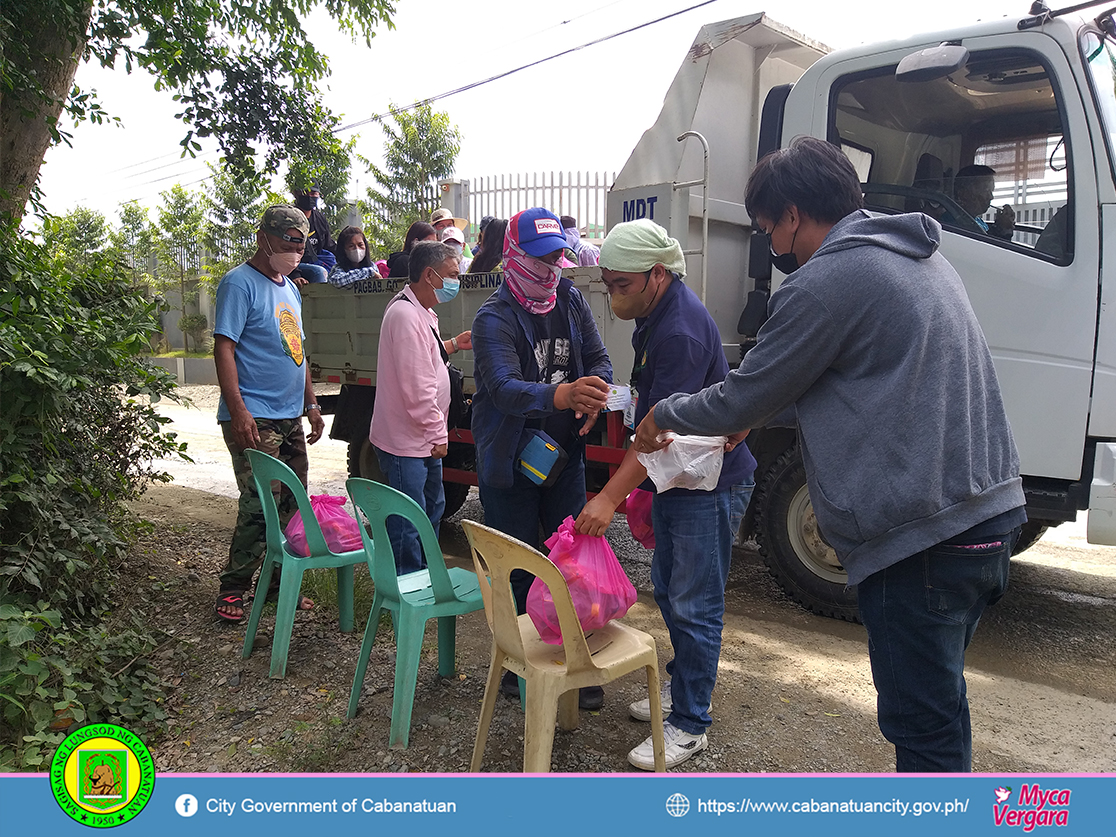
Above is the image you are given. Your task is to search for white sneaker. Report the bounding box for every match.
[627,722,708,770]
[628,679,712,721]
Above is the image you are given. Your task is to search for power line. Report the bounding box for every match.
[335,0,725,133]
[106,150,191,175]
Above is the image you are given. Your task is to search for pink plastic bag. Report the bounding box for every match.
[527,516,638,645]
[284,495,364,557]
[626,488,655,549]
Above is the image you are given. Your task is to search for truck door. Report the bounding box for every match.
[788,32,1099,499]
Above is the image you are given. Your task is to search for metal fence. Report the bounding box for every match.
[464,171,615,241]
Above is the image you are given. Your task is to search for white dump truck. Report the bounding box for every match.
[303,1,1116,620]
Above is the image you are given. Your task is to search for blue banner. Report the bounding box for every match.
[2,772,1111,835]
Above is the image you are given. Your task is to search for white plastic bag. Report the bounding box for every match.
[636,432,727,492]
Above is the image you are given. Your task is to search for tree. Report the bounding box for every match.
[109,201,155,288]
[363,103,462,253]
[39,205,110,275]
[154,185,205,352]
[203,161,271,291]
[0,0,397,227]
[286,136,358,233]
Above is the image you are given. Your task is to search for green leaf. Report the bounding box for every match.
[7,624,36,647]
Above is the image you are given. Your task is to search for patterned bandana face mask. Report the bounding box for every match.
[502,235,562,315]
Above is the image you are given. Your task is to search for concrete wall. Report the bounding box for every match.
[148,357,219,386]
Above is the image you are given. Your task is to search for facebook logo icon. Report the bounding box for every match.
[175,794,199,817]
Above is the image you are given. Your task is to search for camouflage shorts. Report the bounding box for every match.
[218,417,308,592]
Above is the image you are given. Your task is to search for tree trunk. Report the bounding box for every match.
[0,2,93,227]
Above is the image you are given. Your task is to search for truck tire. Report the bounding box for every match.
[347,438,387,482]
[349,438,474,519]
[1012,520,1049,555]
[754,447,860,622]
[441,441,475,518]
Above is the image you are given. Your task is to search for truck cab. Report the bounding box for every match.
[607,3,1116,619]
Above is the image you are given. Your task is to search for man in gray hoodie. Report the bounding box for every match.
[633,137,1026,772]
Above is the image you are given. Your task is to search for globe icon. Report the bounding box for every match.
[665,793,690,818]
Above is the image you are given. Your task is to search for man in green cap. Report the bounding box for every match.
[212,205,325,622]
[574,219,755,769]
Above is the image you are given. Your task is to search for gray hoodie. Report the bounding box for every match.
[656,210,1024,585]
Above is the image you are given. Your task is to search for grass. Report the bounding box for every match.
[151,350,213,359]
[298,564,378,631]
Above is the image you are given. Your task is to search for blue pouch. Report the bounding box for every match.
[516,429,568,487]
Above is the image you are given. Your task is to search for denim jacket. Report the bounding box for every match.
[471,277,612,488]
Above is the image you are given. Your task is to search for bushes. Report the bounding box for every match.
[0,231,186,769]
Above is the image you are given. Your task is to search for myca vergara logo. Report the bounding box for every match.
[50,723,155,828]
[993,783,1071,831]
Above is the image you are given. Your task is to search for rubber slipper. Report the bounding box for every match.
[215,592,246,623]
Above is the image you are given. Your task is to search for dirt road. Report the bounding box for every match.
[136,387,1116,773]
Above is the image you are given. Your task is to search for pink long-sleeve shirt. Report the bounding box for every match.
[368,285,449,457]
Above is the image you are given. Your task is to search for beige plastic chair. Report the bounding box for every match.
[461,520,665,773]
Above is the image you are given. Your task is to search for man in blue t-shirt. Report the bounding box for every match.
[575,219,756,770]
[212,205,326,622]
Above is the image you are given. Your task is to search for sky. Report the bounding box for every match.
[36,0,1031,223]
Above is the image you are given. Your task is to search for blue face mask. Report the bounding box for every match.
[432,272,460,303]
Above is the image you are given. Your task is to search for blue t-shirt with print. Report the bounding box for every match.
[213,262,307,421]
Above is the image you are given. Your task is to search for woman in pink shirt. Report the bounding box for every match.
[369,241,470,574]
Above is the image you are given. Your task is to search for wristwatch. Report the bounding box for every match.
[305,403,321,415]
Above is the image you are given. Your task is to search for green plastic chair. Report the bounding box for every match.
[242,449,367,679]
[345,477,484,748]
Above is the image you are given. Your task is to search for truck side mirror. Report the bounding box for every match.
[895,43,969,82]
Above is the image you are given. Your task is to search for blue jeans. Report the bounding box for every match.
[479,456,587,614]
[652,482,752,736]
[856,527,1018,772]
[299,263,328,283]
[373,447,445,576]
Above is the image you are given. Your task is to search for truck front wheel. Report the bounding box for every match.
[348,437,473,519]
[754,447,860,622]
[347,438,387,482]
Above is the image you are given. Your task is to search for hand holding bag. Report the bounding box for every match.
[526,516,638,644]
[637,432,728,492]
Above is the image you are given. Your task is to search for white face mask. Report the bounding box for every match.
[346,247,366,264]
[264,238,303,275]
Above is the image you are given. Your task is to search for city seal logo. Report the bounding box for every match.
[50,724,155,828]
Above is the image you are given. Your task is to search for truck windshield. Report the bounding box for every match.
[831,47,1070,261]
[1083,30,1116,181]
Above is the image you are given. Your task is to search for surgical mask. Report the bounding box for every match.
[431,272,460,303]
[445,243,463,258]
[346,247,366,264]
[770,229,799,274]
[264,238,303,275]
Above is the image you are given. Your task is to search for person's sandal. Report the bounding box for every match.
[215,591,246,623]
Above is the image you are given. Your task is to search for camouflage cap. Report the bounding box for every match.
[260,205,310,238]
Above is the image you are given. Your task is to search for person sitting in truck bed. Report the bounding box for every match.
[327,226,382,288]
[387,221,437,279]
[468,218,507,274]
